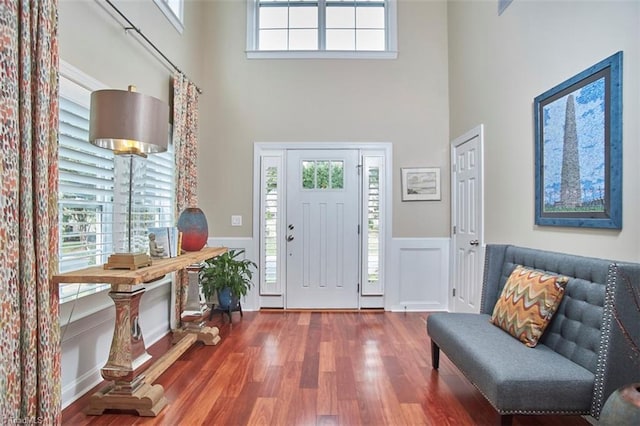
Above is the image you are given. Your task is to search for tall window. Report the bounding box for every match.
[361,154,384,295]
[58,64,175,302]
[154,0,184,33]
[247,0,397,59]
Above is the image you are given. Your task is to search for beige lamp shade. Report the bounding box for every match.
[89,87,169,156]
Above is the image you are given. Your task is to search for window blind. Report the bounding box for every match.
[58,84,175,302]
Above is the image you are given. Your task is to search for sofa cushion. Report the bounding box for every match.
[427,313,595,413]
[490,265,568,347]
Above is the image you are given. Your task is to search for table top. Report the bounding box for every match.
[52,246,227,291]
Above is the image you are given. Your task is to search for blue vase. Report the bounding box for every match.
[217,287,234,309]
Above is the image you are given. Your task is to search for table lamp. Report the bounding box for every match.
[90,85,169,269]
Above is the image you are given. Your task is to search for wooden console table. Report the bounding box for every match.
[53,246,227,416]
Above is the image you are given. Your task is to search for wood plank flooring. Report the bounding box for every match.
[62,312,590,425]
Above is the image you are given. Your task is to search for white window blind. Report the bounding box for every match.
[361,154,384,295]
[58,74,175,302]
[260,155,284,295]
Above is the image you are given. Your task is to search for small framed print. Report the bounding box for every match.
[401,167,441,201]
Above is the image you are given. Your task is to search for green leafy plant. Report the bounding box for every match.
[199,249,257,302]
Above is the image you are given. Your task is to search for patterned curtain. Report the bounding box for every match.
[0,0,61,424]
[172,72,200,327]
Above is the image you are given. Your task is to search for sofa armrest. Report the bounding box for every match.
[592,262,640,418]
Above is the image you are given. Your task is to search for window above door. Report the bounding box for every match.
[246,0,398,59]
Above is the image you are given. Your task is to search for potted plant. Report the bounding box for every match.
[199,249,257,313]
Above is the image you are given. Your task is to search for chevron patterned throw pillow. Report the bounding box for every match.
[490,265,569,347]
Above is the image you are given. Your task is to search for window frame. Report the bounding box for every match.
[253,143,391,309]
[360,153,385,295]
[246,0,398,59]
[154,0,184,34]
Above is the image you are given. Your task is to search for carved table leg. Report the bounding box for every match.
[85,288,167,416]
[172,262,221,346]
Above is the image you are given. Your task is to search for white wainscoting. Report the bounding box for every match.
[386,238,450,312]
[208,237,449,313]
[60,277,172,408]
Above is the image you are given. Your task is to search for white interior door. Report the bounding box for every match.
[451,126,484,313]
[285,149,360,308]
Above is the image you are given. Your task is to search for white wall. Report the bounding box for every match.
[198,0,451,239]
[59,0,205,104]
[387,238,450,311]
[447,0,640,261]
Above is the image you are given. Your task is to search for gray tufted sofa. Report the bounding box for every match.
[427,244,640,425]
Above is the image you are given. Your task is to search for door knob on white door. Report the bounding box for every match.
[470,240,479,246]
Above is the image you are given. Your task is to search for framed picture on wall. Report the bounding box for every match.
[401,167,441,201]
[534,51,622,229]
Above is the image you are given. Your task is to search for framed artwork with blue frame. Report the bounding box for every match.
[534,51,623,229]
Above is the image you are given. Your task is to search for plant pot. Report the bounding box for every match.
[600,383,640,425]
[217,287,238,310]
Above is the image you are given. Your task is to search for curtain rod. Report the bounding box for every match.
[103,0,203,94]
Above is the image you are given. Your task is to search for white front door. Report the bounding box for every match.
[451,126,484,313]
[285,149,360,309]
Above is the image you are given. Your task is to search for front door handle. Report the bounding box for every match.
[287,235,294,242]
[470,240,479,246]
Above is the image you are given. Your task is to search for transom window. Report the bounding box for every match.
[247,0,397,59]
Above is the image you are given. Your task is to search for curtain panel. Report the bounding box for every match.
[172,72,200,327]
[0,0,61,423]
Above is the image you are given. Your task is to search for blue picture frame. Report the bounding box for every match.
[534,51,623,229]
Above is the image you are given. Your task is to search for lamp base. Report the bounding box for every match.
[104,253,152,270]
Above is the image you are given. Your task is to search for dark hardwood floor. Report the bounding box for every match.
[62,312,590,425]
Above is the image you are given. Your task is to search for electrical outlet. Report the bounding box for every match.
[231,215,242,227]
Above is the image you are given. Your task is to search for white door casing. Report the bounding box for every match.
[451,125,484,313]
[285,149,360,309]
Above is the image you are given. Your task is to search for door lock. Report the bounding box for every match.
[288,224,294,230]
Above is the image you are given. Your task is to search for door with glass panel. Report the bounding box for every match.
[285,150,360,308]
